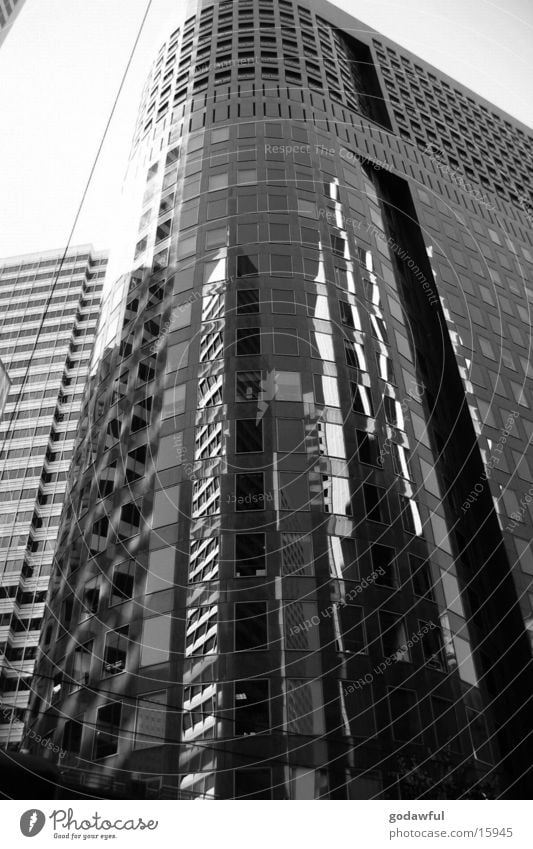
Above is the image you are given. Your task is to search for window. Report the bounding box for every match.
[235,769,272,800]
[103,626,129,675]
[410,555,434,599]
[277,419,305,453]
[63,719,83,755]
[234,679,269,734]
[235,533,266,577]
[236,370,263,401]
[388,688,419,742]
[236,327,261,356]
[314,374,340,407]
[351,383,374,416]
[110,561,134,605]
[420,621,445,670]
[364,483,388,523]
[279,471,309,511]
[297,198,317,217]
[371,544,396,586]
[166,341,189,371]
[207,197,227,219]
[270,254,292,273]
[271,289,295,314]
[235,602,268,651]
[205,226,227,249]
[237,289,259,314]
[140,614,172,666]
[162,383,186,418]
[235,473,266,510]
[236,254,258,276]
[273,328,298,355]
[208,172,228,191]
[237,223,258,244]
[135,691,167,749]
[82,578,99,617]
[152,484,180,527]
[356,430,381,466]
[269,372,299,402]
[211,126,229,143]
[94,702,122,759]
[146,548,174,594]
[380,612,410,661]
[431,696,457,747]
[236,419,263,453]
[336,604,366,654]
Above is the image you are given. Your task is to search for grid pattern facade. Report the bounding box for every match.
[26,0,532,800]
[0,246,106,747]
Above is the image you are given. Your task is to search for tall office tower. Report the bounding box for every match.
[26,0,532,800]
[0,0,25,46]
[0,246,107,749]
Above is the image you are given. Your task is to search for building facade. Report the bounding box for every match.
[26,0,532,799]
[0,246,106,748]
[0,0,25,47]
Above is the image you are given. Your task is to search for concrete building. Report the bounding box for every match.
[0,245,106,747]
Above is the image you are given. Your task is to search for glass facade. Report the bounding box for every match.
[0,245,106,747]
[25,0,532,799]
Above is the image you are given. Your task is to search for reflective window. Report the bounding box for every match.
[152,484,180,527]
[236,419,263,453]
[235,533,266,577]
[94,702,122,759]
[140,614,172,666]
[134,691,167,749]
[146,548,174,594]
[110,561,134,605]
[234,679,269,734]
[235,473,266,511]
[103,626,129,675]
[235,601,268,651]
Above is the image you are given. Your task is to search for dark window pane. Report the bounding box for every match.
[236,419,263,453]
[380,612,409,661]
[364,483,388,523]
[236,327,261,356]
[356,430,381,466]
[420,621,445,670]
[235,602,268,651]
[235,473,265,510]
[388,689,419,742]
[371,544,396,586]
[410,555,434,599]
[236,370,263,401]
[235,769,272,799]
[337,604,366,654]
[237,289,259,314]
[235,533,266,576]
[94,702,122,759]
[63,719,83,755]
[111,561,134,605]
[237,254,258,276]
[234,679,269,734]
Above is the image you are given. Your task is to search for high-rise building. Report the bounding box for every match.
[0,0,26,47]
[26,0,532,799]
[0,245,107,748]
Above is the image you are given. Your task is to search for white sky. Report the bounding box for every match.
[0,0,531,259]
